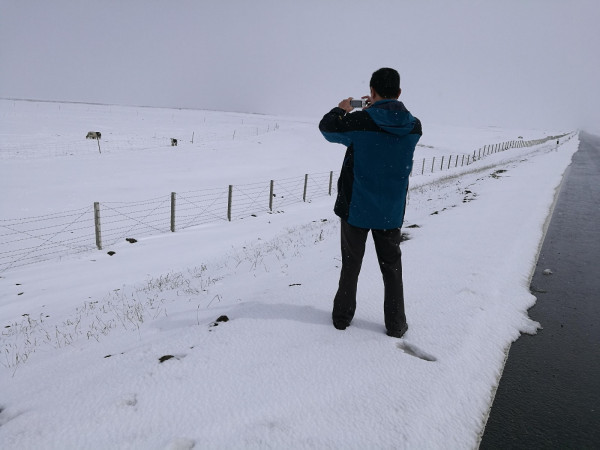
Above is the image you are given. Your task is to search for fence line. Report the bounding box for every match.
[0,206,96,273]
[0,132,574,272]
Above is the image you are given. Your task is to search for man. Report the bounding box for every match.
[319,68,422,338]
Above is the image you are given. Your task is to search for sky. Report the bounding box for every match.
[1,0,599,131]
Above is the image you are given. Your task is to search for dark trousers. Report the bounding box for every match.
[333,219,406,332]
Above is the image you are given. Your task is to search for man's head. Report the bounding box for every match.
[370,68,401,100]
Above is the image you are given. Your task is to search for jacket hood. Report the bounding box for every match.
[365,100,417,137]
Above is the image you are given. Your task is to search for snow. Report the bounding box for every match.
[0,99,578,449]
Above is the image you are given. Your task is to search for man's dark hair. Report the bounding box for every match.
[370,68,400,99]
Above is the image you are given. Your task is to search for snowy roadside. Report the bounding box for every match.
[0,135,578,449]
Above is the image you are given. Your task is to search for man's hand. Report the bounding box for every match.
[338,96,373,113]
[338,97,354,113]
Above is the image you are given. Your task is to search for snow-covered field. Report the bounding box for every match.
[0,99,577,449]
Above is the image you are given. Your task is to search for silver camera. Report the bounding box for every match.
[349,99,368,109]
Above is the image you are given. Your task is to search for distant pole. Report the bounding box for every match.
[269,180,274,211]
[94,202,102,250]
[170,192,176,232]
[328,171,333,196]
[227,185,233,221]
[303,174,308,202]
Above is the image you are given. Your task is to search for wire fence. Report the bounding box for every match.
[0,132,573,273]
[0,124,281,160]
[0,206,96,273]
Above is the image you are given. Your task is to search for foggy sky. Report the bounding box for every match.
[1,0,599,131]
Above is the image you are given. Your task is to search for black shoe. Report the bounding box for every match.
[386,323,408,338]
[333,321,349,330]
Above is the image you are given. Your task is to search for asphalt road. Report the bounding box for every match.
[480,132,600,449]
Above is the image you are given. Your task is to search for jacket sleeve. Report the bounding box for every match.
[319,107,364,147]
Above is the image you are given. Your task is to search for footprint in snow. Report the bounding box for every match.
[164,437,196,450]
[397,341,437,362]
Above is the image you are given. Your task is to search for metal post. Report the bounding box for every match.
[94,202,102,250]
[170,192,176,232]
[227,185,233,221]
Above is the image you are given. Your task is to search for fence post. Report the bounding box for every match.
[171,192,176,232]
[227,185,233,221]
[269,180,274,210]
[448,155,452,169]
[421,158,425,175]
[94,202,102,250]
[431,157,436,173]
[462,154,465,166]
[440,156,444,171]
[328,171,333,196]
[303,174,308,202]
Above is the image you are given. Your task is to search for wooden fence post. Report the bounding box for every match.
[94,202,102,250]
[431,157,436,173]
[328,171,333,196]
[303,174,308,202]
[421,158,425,175]
[269,180,274,210]
[170,192,176,232]
[227,185,233,221]
[440,156,444,171]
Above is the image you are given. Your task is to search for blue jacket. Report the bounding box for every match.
[319,100,422,229]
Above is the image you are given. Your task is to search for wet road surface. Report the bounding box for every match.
[480,132,600,449]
